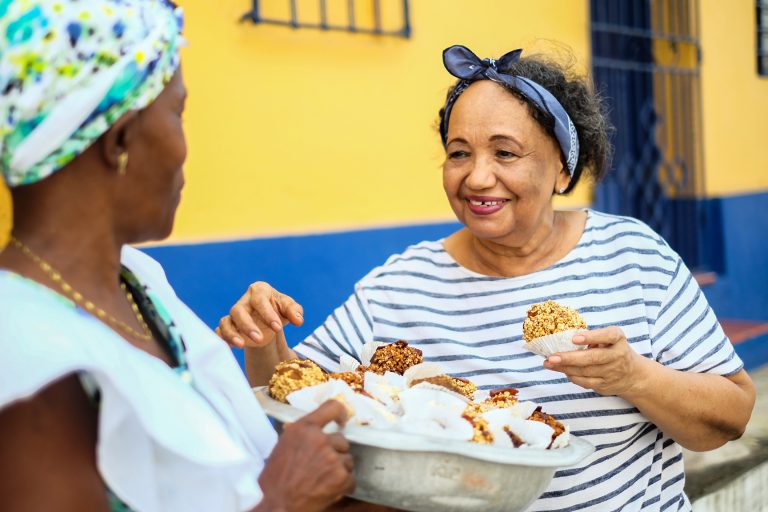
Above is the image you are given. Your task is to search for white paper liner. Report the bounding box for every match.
[398,412,474,441]
[403,362,445,387]
[286,379,356,412]
[507,401,538,419]
[399,385,468,417]
[551,425,571,449]
[524,328,586,358]
[474,389,491,402]
[339,354,361,372]
[360,341,388,366]
[287,379,397,429]
[482,409,559,449]
[364,371,405,413]
[407,381,469,404]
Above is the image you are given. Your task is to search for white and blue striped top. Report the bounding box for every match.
[294,209,743,512]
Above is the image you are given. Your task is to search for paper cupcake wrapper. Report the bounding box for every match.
[524,329,586,358]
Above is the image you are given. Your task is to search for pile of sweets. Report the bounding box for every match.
[268,340,569,449]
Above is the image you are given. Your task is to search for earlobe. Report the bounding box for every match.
[555,168,570,195]
[100,110,138,172]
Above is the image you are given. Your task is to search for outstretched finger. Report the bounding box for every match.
[276,293,305,327]
[218,316,245,349]
[547,347,609,367]
[229,303,265,345]
[246,293,284,334]
[571,326,626,347]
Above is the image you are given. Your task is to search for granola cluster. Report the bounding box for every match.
[367,340,423,375]
[268,358,328,402]
[522,300,587,342]
[411,375,477,400]
[328,371,365,392]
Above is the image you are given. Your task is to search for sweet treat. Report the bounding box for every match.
[529,406,567,448]
[522,300,588,358]
[410,375,477,400]
[367,340,423,375]
[450,377,478,400]
[465,414,494,444]
[329,371,365,392]
[268,358,328,402]
[487,387,519,408]
[523,300,587,341]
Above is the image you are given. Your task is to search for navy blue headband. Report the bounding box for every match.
[440,45,579,177]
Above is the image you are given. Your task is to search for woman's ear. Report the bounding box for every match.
[554,167,570,194]
[99,110,139,172]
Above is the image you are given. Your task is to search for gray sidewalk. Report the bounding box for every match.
[684,363,768,510]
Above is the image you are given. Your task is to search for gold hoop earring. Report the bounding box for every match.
[117,152,129,176]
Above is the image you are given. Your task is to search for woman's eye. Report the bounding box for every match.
[448,150,469,159]
[497,150,517,159]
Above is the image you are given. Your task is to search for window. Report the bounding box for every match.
[242,0,411,38]
[759,1,768,75]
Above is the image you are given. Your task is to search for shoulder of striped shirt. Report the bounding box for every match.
[351,210,679,286]
[351,238,448,282]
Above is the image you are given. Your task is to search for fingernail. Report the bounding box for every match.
[232,336,244,347]
[250,331,261,342]
[573,335,586,344]
[295,310,303,319]
[548,355,562,364]
[271,321,282,332]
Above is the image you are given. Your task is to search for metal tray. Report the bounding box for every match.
[254,386,594,512]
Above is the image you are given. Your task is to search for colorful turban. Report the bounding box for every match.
[0,0,184,187]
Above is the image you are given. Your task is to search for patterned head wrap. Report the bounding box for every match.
[0,0,184,187]
[440,45,580,178]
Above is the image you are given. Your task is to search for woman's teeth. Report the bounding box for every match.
[470,200,504,206]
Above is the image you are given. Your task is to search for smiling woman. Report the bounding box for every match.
[219,44,756,512]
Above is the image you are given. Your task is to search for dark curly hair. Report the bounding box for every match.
[438,53,613,194]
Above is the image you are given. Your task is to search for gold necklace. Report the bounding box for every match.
[9,236,153,342]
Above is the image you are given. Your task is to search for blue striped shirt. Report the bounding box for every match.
[295,210,743,512]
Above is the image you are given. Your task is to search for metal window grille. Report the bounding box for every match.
[591,0,717,271]
[759,1,768,75]
[242,0,411,38]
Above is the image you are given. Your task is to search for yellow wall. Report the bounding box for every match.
[0,0,591,245]
[700,0,768,196]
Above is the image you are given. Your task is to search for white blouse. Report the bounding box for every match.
[0,246,277,512]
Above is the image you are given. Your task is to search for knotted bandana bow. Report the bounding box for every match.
[439,45,579,177]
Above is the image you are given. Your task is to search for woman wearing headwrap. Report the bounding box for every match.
[0,1,357,511]
[220,46,756,511]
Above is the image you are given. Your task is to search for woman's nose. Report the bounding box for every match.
[465,156,496,190]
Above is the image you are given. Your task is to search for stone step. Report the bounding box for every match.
[684,364,768,508]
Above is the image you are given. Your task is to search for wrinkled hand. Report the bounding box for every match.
[215,281,304,348]
[257,400,355,512]
[543,327,646,396]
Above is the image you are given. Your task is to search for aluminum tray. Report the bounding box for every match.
[254,386,594,512]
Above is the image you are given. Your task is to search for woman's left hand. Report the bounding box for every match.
[543,326,647,396]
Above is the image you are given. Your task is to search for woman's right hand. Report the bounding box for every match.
[256,400,355,512]
[216,281,304,348]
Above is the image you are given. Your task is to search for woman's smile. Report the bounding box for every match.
[465,195,509,215]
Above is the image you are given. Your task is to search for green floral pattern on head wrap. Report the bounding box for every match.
[0,0,184,187]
